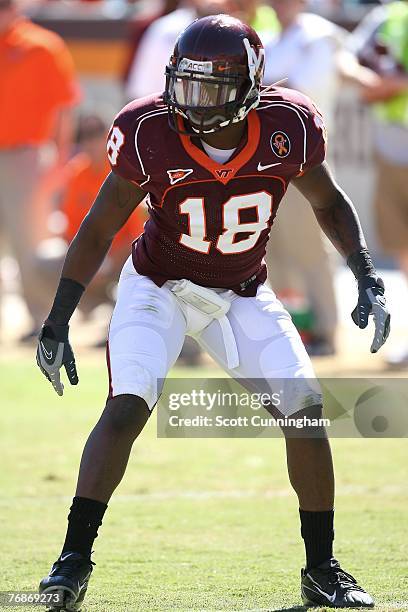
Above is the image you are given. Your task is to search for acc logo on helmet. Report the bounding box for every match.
[178,58,213,74]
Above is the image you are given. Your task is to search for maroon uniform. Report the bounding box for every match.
[107,87,326,296]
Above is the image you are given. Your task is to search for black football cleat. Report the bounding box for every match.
[39,552,94,611]
[301,558,374,608]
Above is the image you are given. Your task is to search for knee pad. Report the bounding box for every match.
[110,362,158,411]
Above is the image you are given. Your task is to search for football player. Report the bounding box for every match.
[37,14,389,610]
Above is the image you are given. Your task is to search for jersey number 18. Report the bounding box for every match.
[179,191,272,255]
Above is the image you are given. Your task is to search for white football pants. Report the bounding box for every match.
[107,256,321,416]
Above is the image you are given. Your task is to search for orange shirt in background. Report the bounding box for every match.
[0,18,80,147]
[62,153,145,255]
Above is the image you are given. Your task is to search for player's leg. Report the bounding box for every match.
[39,259,187,610]
[197,284,335,511]
[283,421,371,607]
[198,285,373,608]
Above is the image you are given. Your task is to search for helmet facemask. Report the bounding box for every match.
[164,38,264,136]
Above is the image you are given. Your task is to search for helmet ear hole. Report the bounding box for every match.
[164,14,264,136]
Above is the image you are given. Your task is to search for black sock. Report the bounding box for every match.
[61,496,107,558]
[299,508,334,570]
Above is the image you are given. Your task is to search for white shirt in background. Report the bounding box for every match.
[126,7,196,101]
[263,13,343,133]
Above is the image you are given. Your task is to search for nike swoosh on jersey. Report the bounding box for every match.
[257,162,282,172]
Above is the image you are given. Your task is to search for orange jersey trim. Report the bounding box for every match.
[177,111,261,185]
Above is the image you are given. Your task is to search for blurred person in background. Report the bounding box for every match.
[347,1,382,5]
[307,0,341,10]
[262,0,345,355]
[125,0,277,100]
[0,0,79,342]
[349,0,408,367]
[36,114,146,342]
[122,0,180,85]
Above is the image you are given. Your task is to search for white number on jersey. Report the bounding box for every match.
[179,198,211,253]
[179,192,272,255]
[107,126,125,166]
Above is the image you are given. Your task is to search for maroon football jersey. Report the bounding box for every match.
[107,87,326,296]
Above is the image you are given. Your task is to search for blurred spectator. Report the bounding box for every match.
[308,0,341,10]
[264,0,343,122]
[349,0,408,367]
[125,0,277,100]
[262,0,346,356]
[122,0,180,84]
[0,0,79,341]
[125,0,195,99]
[345,1,381,5]
[36,114,146,332]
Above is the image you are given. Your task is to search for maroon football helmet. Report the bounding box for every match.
[164,14,265,135]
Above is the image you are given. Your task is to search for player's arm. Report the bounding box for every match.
[59,171,145,286]
[293,162,364,257]
[293,161,390,353]
[37,172,146,395]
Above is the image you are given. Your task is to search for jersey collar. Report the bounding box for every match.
[178,111,260,185]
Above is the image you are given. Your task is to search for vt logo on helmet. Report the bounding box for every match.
[164,14,265,135]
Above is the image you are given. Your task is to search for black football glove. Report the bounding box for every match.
[351,275,391,353]
[36,322,78,396]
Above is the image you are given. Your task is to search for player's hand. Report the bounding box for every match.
[351,275,391,353]
[36,321,78,396]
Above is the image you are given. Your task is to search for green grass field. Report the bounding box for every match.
[1,356,407,612]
